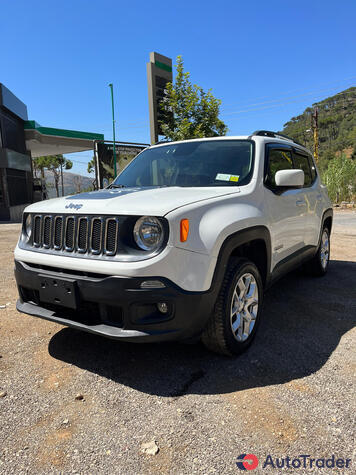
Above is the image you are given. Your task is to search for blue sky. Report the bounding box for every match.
[2,0,355,176]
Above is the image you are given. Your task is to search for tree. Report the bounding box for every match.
[32,156,50,179]
[88,152,137,185]
[281,87,356,170]
[73,175,83,194]
[159,56,227,141]
[48,155,73,197]
[322,154,356,203]
[87,157,95,175]
[34,155,73,197]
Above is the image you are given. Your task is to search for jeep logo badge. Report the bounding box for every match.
[65,203,83,210]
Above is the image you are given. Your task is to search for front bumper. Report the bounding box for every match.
[14,260,215,342]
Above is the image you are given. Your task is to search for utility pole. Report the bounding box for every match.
[312,107,319,163]
[108,83,117,177]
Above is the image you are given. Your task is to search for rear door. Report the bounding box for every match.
[292,148,321,247]
[264,144,307,271]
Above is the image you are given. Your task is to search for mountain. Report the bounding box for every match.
[43,170,95,198]
[281,87,356,170]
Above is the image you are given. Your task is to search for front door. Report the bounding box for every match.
[264,144,307,272]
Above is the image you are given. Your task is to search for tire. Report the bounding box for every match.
[201,258,263,356]
[304,226,330,277]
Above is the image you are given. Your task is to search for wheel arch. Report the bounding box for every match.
[209,226,272,296]
[322,208,333,234]
[319,208,333,247]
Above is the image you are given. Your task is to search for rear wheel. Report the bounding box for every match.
[201,258,263,355]
[304,227,330,276]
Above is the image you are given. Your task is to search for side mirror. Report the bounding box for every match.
[275,169,304,187]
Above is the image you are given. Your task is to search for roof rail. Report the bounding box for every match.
[252,130,304,147]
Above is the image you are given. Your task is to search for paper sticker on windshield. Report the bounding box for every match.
[215,173,239,182]
[216,173,230,181]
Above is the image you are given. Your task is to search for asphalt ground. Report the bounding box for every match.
[0,210,355,474]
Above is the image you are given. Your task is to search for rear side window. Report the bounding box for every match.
[308,155,317,182]
[266,148,293,187]
[293,152,312,187]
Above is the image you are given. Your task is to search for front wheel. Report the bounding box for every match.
[201,258,263,356]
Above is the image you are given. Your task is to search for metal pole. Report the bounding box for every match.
[108,83,117,177]
[61,162,64,196]
[94,141,100,190]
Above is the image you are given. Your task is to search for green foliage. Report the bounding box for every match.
[33,155,73,197]
[159,56,227,141]
[322,154,356,203]
[87,157,95,175]
[281,87,356,171]
[88,152,138,186]
[32,156,51,179]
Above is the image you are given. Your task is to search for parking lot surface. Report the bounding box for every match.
[0,211,355,474]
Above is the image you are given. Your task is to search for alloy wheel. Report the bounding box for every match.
[230,272,259,342]
[320,230,330,269]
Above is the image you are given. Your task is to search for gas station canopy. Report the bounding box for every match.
[24,121,104,157]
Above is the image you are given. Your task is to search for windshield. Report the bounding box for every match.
[111,140,254,188]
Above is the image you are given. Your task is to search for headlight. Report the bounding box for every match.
[24,214,32,238]
[133,216,164,251]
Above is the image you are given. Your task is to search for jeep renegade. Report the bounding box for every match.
[14,131,333,355]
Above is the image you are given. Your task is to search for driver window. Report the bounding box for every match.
[266,148,293,187]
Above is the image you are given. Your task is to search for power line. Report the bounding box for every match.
[63,78,356,140]
[226,98,356,136]
[222,86,356,115]
[222,89,356,119]
[221,76,356,110]
[221,86,353,113]
[65,159,93,164]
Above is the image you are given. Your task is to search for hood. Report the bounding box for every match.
[25,186,240,216]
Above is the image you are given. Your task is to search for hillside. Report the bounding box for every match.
[43,170,95,198]
[281,87,356,170]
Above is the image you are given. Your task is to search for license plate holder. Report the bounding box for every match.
[39,275,78,310]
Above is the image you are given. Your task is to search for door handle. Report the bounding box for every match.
[316,194,322,201]
[296,199,306,206]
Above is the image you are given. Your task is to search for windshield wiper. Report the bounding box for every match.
[107,183,126,189]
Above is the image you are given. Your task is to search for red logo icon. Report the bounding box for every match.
[236,453,259,470]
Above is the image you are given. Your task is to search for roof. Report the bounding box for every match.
[24,121,104,157]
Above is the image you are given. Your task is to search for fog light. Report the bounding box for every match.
[140,280,166,289]
[157,302,168,314]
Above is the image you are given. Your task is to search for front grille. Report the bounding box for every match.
[91,218,102,253]
[31,214,120,257]
[33,215,42,246]
[65,217,75,250]
[77,218,88,252]
[105,218,118,255]
[43,216,52,248]
[54,216,63,249]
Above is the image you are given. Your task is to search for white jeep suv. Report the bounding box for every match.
[14,131,332,355]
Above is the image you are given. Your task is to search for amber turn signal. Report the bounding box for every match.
[180,219,189,242]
